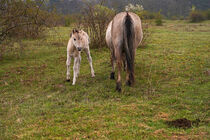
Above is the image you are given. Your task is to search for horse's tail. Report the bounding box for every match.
[123,12,135,84]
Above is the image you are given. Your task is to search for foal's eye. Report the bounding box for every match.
[74,38,76,41]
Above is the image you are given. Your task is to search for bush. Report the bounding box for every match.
[189,11,205,23]
[78,4,115,48]
[204,9,210,20]
[0,0,61,60]
[140,20,153,48]
[137,11,156,20]
[0,0,58,43]
[155,12,163,26]
[63,14,81,27]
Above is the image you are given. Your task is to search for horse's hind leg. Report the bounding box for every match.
[126,60,135,86]
[123,54,127,71]
[126,69,132,86]
[115,50,122,92]
[110,51,115,79]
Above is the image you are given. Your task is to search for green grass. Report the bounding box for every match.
[0,20,210,139]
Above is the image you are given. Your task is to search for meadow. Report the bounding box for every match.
[0,20,210,139]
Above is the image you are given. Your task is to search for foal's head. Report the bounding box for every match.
[71,29,87,52]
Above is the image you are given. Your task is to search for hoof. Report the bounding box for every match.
[126,80,132,86]
[110,72,115,80]
[92,74,95,78]
[116,82,121,92]
[66,79,70,82]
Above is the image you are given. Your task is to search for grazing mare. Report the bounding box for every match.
[106,12,143,92]
[66,29,95,85]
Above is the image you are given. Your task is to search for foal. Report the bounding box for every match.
[66,29,95,85]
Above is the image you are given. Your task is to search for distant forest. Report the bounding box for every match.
[48,0,210,17]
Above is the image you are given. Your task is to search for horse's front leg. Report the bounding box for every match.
[85,48,95,77]
[66,51,72,82]
[72,57,79,85]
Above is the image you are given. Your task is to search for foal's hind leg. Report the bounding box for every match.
[85,48,95,77]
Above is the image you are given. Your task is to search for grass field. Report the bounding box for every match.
[0,20,210,139]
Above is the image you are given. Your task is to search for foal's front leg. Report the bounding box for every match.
[72,57,80,85]
[85,48,95,77]
[66,51,72,82]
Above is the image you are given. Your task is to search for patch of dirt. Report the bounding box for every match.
[204,69,210,76]
[154,129,166,135]
[156,112,169,120]
[166,118,200,129]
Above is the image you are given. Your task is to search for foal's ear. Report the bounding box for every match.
[72,28,79,34]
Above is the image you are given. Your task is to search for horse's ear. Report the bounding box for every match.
[70,32,72,37]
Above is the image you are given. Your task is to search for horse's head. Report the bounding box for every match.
[71,29,87,52]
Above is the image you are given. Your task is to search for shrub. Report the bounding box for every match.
[137,10,156,20]
[0,0,61,60]
[140,20,153,48]
[189,11,205,23]
[204,9,210,20]
[155,12,163,26]
[0,0,58,43]
[78,4,115,48]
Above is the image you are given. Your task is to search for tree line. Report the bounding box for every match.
[48,0,210,18]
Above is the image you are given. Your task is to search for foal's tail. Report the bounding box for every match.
[123,12,135,84]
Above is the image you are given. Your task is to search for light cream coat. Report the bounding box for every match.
[66,29,95,85]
